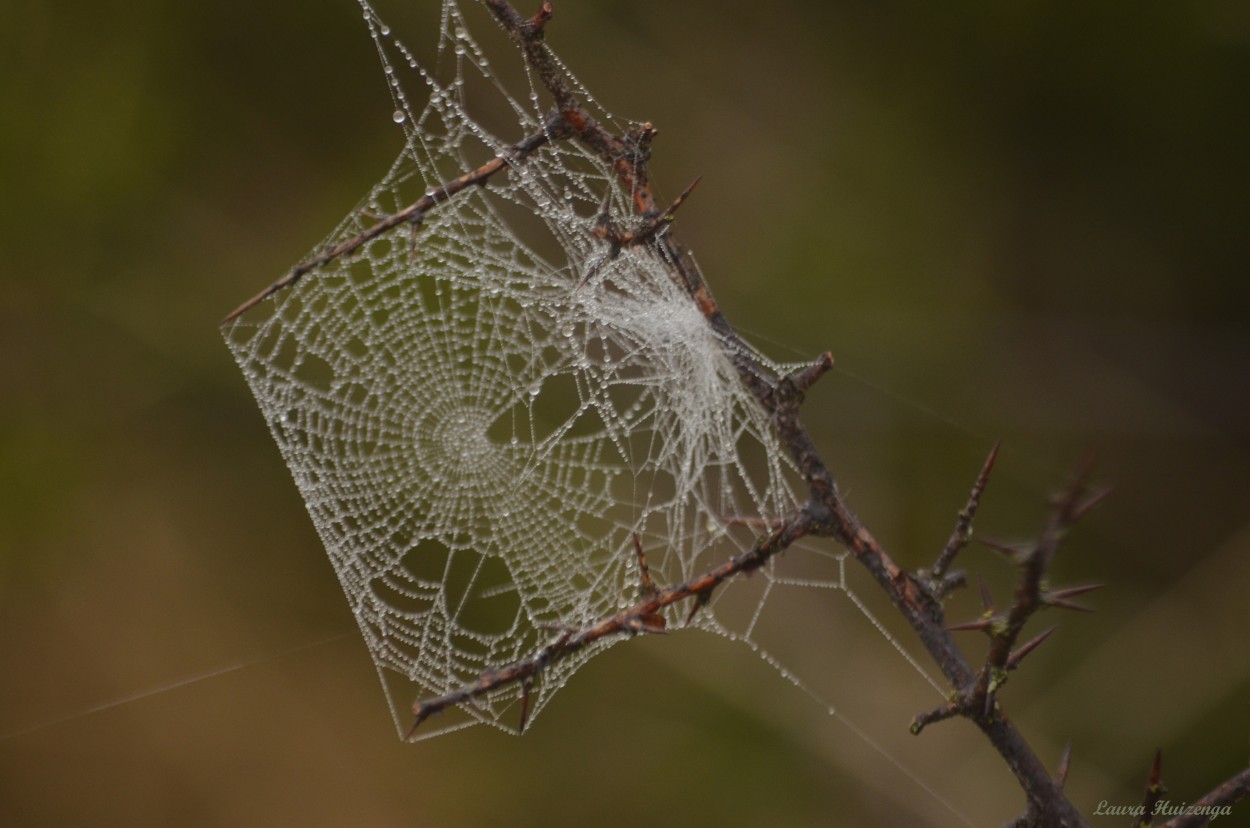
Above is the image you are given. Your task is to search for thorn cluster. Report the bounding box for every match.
[915,456,1106,734]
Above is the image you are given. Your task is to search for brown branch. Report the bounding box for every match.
[922,460,1106,756]
[1157,766,1250,827]
[407,510,812,738]
[220,114,569,324]
[929,440,1000,594]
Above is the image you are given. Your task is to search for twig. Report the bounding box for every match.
[220,114,569,324]
[930,440,1000,592]
[407,511,812,737]
[1158,766,1250,828]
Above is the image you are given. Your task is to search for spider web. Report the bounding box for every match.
[222,0,940,741]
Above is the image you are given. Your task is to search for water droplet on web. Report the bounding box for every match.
[392,109,407,124]
[561,323,574,337]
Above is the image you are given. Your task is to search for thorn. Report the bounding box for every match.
[983,439,1003,477]
[1048,583,1105,601]
[947,618,993,633]
[1149,748,1163,791]
[932,440,1001,583]
[574,257,605,291]
[660,176,701,222]
[684,587,712,626]
[978,574,996,612]
[406,705,433,741]
[964,439,1001,523]
[1055,742,1072,788]
[980,537,1028,561]
[1138,748,1166,825]
[632,532,659,598]
[518,680,533,734]
[1070,486,1112,521]
[1052,451,1098,519]
[1007,626,1057,670]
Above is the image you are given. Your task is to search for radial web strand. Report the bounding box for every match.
[222,0,943,741]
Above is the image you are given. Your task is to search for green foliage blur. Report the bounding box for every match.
[3,1,1248,825]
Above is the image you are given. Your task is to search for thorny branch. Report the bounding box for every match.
[224,2,1250,825]
[407,514,812,738]
[221,113,571,324]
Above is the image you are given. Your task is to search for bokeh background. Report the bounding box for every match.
[3,0,1249,825]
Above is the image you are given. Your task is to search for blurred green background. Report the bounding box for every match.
[3,0,1249,825]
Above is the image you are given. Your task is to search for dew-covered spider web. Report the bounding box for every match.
[222,0,947,744]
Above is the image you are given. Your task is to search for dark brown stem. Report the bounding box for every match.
[1157,766,1250,828]
[407,511,812,738]
[930,440,1000,591]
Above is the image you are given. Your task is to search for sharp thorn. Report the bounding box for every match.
[632,532,658,597]
[684,587,713,627]
[1071,486,1112,521]
[968,440,1001,507]
[661,176,702,222]
[518,681,533,734]
[978,574,996,612]
[1055,742,1073,788]
[1048,583,1105,601]
[1007,626,1057,670]
[406,705,432,741]
[947,618,993,633]
[982,689,997,721]
[1053,451,1098,518]
[980,537,1027,560]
